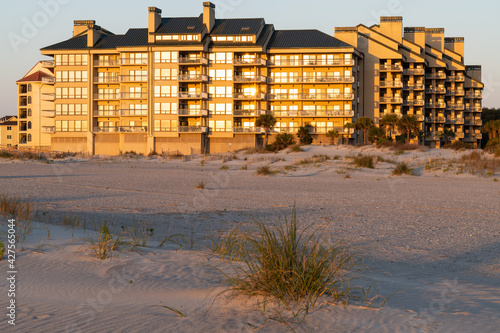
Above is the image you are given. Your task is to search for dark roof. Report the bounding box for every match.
[211,18,264,35]
[156,16,204,34]
[211,24,274,48]
[41,33,122,50]
[116,29,149,47]
[95,35,123,49]
[0,116,17,123]
[268,30,353,49]
[0,121,17,126]
[17,71,54,83]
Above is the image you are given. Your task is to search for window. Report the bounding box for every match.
[209,103,233,115]
[28,109,32,117]
[28,84,32,92]
[56,104,88,116]
[154,103,178,115]
[154,68,178,80]
[28,96,32,104]
[7,135,12,140]
[210,52,233,64]
[28,134,32,142]
[55,120,88,132]
[56,87,88,99]
[126,104,148,116]
[154,51,178,63]
[55,54,88,66]
[28,121,32,130]
[55,71,88,82]
[209,86,233,98]
[209,69,233,81]
[154,120,178,132]
[7,126,12,131]
[209,120,232,132]
[154,85,178,98]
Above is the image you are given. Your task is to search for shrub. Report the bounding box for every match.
[392,162,413,176]
[445,141,469,150]
[0,195,32,220]
[290,144,304,152]
[256,166,272,176]
[195,181,206,189]
[368,127,386,143]
[353,155,375,169]
[224,210,359,309]
[297,127,313,145]
[486,138,500,148]
[272,133,296,151]
[0,150,15,159]
[220,165,230,170]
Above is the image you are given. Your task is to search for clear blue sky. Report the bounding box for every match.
[1,0,498,117]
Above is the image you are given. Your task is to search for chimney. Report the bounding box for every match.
[148,7,162,43]
[404,27,426,49]
[425,28,445,51]
[466,65,482,82]
[380,16,403,42]
[73,20,95,37]
[445,37,464,58]
[203,2,216,33]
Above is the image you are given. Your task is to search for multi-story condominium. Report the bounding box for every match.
[37,2,362,155]
[334,17,484,147]
[16,62,55,149]
[0,116,19,147]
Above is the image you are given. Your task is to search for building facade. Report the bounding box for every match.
[0,116,19,147]
[334,17,484,147]
[18,3,483,154]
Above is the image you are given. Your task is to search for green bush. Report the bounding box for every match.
[256,166,272,176]
[368,127,386,143]
[272,133,296,151]
[392,162,414,176]
[290,144,304,152]
[486,138,500,148]
[297,127,313,145]
[353,155,375,169]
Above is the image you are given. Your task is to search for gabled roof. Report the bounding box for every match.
[0,116,17,123]
[156,16,205,34]
[116,29,149,47]
[41,33,123,50]
[268,30,353,49]
[211,18,264,35]
[16,71,53,83]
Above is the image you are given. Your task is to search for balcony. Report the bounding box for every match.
[300,76,355,83]
[19,124,27,132]
[466,106,482,112]
[94,60,119,67]
[455,118,465,124]
[426,87,446,94]
[463,135,477,143]
[41,60,55,68]
[178,109,208,117]
[379,81,403,88]
[95,127,120,133]
[94,93,120,100]
[178,57,208,65]
[272,110,354,117]
[446,75,465,82]
[233,127,264,133]
[446,90,465,96]
[42,77,55,84]
[19,111,27,119]
[447,104,465,110]
[403,99,425,106]
[408,114,425,121]
[426,134,441,141]
[120,109,148,116]
[425,102,446,109]
[300,93,354,100]
[307,127,346,135]
[233,92,266,100]
[41,93,55,101]
[120,92,148,99]
[41,110,56,118]
[119,75,148,82]
[94,110,120,117]
[41,126,56,133]
[403,68,425,75]
[380,97,403,104]
[233,75,267,83]
[233,58,266,66]
[380,64,402,71]
[19,99,28,107]
[178,92,208,99]
[455,132,465,139]
[268,59,354,66]
[178,126,208,133]
[464,120,483,126]
[426,73,446,80]
[119,58,148,65]
[404,84,425,90]
[120,126,147,133]
[426,117,446,123]
[178,74,209,82]
[465,93,483,99]
[94,76,119,84]
[233,110,267,116]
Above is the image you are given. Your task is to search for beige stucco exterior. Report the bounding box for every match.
[0,116,18,147]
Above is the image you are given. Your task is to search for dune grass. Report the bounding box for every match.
[353,155,375,169]
[0,194,33,221]
[392,162,414,176]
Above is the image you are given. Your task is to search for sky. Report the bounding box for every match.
[0,0,498,117]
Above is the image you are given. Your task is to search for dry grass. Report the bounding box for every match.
[353,155,375,169]
[459,151,498,175]
[195,181,206,190]
[392,162,414,176]
[0,149,47,161]
[0,194,33,221]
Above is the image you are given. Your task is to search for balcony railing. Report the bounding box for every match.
[267,76,354,84]
[233,58,266,66]
[178,57,208,65]
[465,106,482,112]
[404,84,425,90]
[178,126,208,133]
[120,109,148,116]
[41,110,56,118]
[463,135,478,143]
[178,92,208,99]
[93,110,121,117]
[233,75,267,83]
[233,92,266,100]
[233,127,264,133]
[307,127,347,135]
[120,92,148,99]
[379,81,403,88]
[380,64,402,71]
[455,132,465,139]
[94,126,147,133]
[425,117,446,123]
[120,75,148,82]
[403,68,425,75]
[426,73,446,79]
[465,93,483,99]
[94,76,119,83]
[42,126,56,133]
[464,120,483,126]
[380,97,403,104]
[119,58,148,65]
[268,59,355,66]
[41,60,55,68]
[426,87,446,94]
[425,102,446,108]
[455,118,465,124]
[41,93,55,101]
[403,99,425,106]
[272,110,354,117]
[426,134,441,141]
[94,93,120,100]
[447,104,465,110]
[95,127,120,133]
[178,109,208,116]
[446,90,465,96]
[94,60,119,67]
[446,75,465,82]
[19,125,27,132]
[178,74,209,82]
[302,93,354,100]
[42,77,55,84]
[233,110,267,116]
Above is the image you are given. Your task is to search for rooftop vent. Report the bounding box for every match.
[187,26,196,30]
[241,27,250,31]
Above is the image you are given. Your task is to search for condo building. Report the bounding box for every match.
[15,2,483,154]
[0,116,19,147]
[334,17,483,147]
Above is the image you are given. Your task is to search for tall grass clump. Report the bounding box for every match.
[256,166,272,176]
[0,240,5,260]
[0,194,32,220]
[88,222,125,259]
[225,210,359,311]
[392,162,414,176]
[353,155,375,169]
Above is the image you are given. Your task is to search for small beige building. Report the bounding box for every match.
[0,116,19,147]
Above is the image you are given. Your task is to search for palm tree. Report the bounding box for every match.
[368,126,386,143]
[256,114,277,148]
[343,122,356,144]
[439,128,455,146]
[397,115,420,144]
[326,130,340,145]
[355,117,374,145]
[483,119,500,139]
[380,113,399,140]
[297,127,313,145]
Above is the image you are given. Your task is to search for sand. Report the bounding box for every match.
[0,145,499,332]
